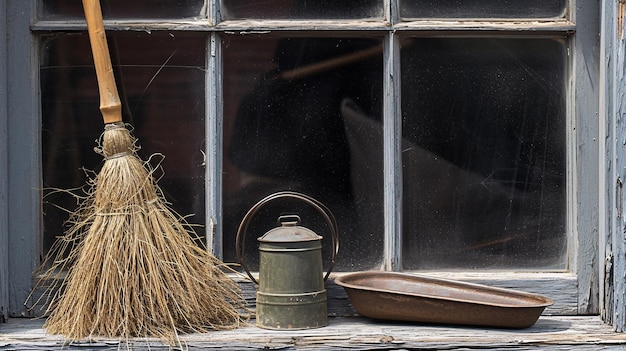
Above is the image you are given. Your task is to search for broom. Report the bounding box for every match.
[33,0,247,342]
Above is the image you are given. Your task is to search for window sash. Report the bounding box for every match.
[1,0,598,317]
[0,0,9,324]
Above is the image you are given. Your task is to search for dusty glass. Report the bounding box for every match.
[221,0,383,20]
[38,0,206,20]
[41,32,207,255]
[221,35,385,271]
[400,38,567,270]
[400,0,567,19]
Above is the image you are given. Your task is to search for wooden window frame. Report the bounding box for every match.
[0,0,601,323]
[600,0,626,332]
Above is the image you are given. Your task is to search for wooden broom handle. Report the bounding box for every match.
[82,0,122,124]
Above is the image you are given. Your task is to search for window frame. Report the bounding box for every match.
[0,0,9,324]
[1,0,599,319]
[600,0,626,331]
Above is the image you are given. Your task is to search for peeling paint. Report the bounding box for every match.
[617,0,626,40]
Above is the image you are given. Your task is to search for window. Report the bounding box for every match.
[2,0,599,318]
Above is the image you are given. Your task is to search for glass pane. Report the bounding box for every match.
[39,0,206,20]
[400,0,566,19]
[41,32,207,256]
[222,35,384,271]
[221,0,383,20]
[401,38,567,270]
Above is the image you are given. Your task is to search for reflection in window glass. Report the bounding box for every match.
[222,36,384,271]
[400,0,566,19]
[401,38,567,270]
[41,32,207,256]
[38,0,206,20]
[221,0,383,20]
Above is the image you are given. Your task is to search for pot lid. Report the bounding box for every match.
[258,215,323,243]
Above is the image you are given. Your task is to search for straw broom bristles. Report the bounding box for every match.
[34,123,247,342]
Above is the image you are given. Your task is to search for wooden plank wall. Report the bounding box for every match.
[602,0,626,333]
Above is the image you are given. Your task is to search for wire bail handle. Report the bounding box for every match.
[235,191,340,284]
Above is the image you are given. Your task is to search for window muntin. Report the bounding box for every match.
[41,32,207,254]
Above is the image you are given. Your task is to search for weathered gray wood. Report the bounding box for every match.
[385,0,395,25]
[599,0,616,329]
[30,19,577,33]
[1,316,625,350]
[0,0,9,324]
[602,0,626,333]
[573,0,601,315]
[382,33,402,271]
[206,32,224,258]
[6,0,40,319]
[616,0,626,332]
[234,273,578,316]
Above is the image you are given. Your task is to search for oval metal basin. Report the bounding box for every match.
[334,271,553,329]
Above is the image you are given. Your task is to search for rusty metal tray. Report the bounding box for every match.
[334,271,553,328]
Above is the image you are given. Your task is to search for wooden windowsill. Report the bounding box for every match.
[1,316,625,350]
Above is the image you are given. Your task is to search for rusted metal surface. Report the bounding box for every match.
[334,271,553,329]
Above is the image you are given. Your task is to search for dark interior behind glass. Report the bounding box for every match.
[400,0,567,19]
[39,0,206,19]
[221,36,386,271]
[41,32,207,256]
[400,38,567,269]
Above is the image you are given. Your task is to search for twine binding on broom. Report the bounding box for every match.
[103,151,131,160]
[28,124,249,344]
